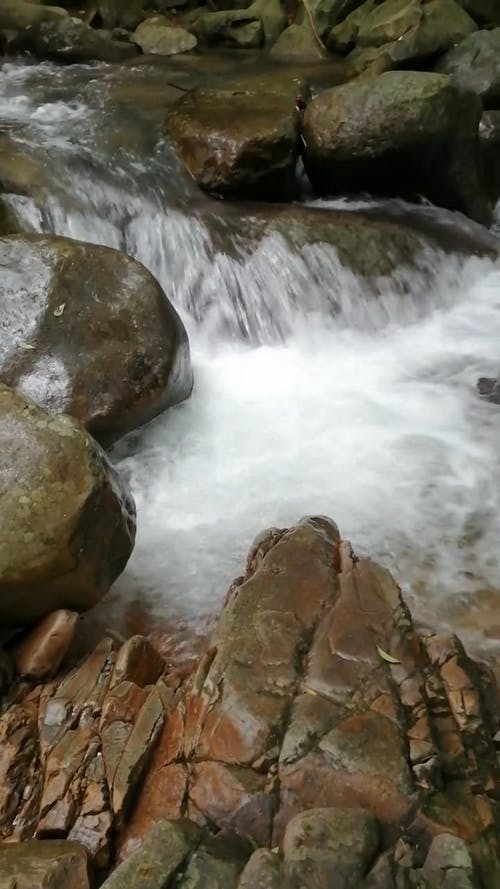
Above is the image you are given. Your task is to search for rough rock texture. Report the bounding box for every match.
[437,29,500,109]
[190,9,263,48]
[0,235,193,446]
[165,86,300,200]
[119,517,500,887]
[0,634,166,869]
[12,610,79,679]
[0,840,89,889]
[302,71,489,224]
[133,18,197,54]
[0,384,135,624]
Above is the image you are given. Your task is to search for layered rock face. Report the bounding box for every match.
[0,235,193,446]
[1,517,498,886]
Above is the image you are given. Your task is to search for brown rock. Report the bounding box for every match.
[0,840,89,889]
[12,610,78,679]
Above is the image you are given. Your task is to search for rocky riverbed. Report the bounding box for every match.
[1,0,500,886]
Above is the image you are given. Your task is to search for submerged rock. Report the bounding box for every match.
[0,383,135,624]
[165,86,300,200]
[0,234,193,445]
[133,18,197,55]
[302,71,489,224]
[437,29,500,109]
[0,840,89,889]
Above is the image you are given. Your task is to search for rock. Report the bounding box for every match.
[0,197,20,236]
[88,0,147,30]
[459,0,500,25]
[480,110,500,202]
[327,0,377,53]
[100,819,203,888]
[24,16,139,63]
[0,0,67,30]
[345,0,477,77]
[301,71,489,224]
[477,374,500,404]
[0,840,89,889]
[0,235,193,445]
[270,23,326,60]
[189,9,263,48]
[0,384,135,625]
[133,18,197,55]
[437,29,500,109]
[120,516,500,885]
[12,609,79,679]
[248,0,285,45]
[165,87,300,200]
[282,807,379,888]
[237,849,282,888]
[297,0,363,37]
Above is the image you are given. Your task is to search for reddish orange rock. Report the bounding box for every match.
[13,609,79,679]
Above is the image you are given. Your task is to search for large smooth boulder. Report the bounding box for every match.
[437,29,500,109]
[0,383,135,624]
[0,235,193,445]
[133,17,197,54]
[0,0,67,30]
[165,86,300,200]
[0,841,89,889]
[270,23,326,60]
[301,71,489,224]
[189,9,263,48]
[22,16,139,63]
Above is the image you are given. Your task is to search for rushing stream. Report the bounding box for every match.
[2,57,500,660]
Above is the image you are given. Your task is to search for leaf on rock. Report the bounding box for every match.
[376,644,400,665]
[53,303,66,317]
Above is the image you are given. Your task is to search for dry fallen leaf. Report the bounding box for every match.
[53,303,66,317]
[376,645,400,665]
[19,341,36,351]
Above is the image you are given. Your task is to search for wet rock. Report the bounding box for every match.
[0,1,68,30]
[0,235,193,445]
[88,0,147,30]
[327,0,377,53]
[100,819,203,888]
[248,0,286,45]
[165,87,300,200]
[301,71,489,224]
[480,110,500,201]
[133,17,197,55]
[282,807,379,888]
[0,840,89,889]
[477,374,500,404]
[237,848,282,888]
[24,16,139,63]
[190,9,263,48]
[12,610,79,679]
[297,0,363,37]
[0,384,135,625]
[437,29,500,109]
[0,197,20,236]
[459,0,500,25]
[270,23,326,60]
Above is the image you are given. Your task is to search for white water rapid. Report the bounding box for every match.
[2,59,500,656]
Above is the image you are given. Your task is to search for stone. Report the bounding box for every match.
[0,1,67,30]
[357,0,422,47]
[297,0,364,37]
[189,9,263,48]
[282,807,379,888]
[459,0,500,25]
[133,18,197,55]
[437,29,500,109]
[0,384,135,625]
[327,0,377,53]
[0,840,89,889]
[270,23,326,60]
[248,0,286,45]
[478,373,500,405]
[165,87,300,200]
[88,0,147,30]
[237,849,282,889]
[12,609,79,679]
[100,819,203,888]
[301,71,489,224]
[175,833,250,888]
[21,16,139,63]
[480,110,500,202]
[0,235,193,446]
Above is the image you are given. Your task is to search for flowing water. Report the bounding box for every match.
[2,56,500,661]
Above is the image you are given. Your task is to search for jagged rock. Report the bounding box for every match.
[189,9,263,48]
[437,29,500,109]
[133,17,197,54]
[301,71,489,224]
[165,86,300,200]
[0,634,166,869]
[0,384,135,625]
[0,840,89,889]
[120,517,500,886]
[12,610,79,679]
[270,23,326,60]
[17,16,139,63]
[0,235,193,445]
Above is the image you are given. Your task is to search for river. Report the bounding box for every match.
[1,55,500,663]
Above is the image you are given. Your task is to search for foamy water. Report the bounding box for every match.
[2,59,500,653]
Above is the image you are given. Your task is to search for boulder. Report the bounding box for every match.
[87,0,147,30]
[301,71,489,224]
[248,0,285,45]
[297,0,364,37]
[189,9,263,48]
[12,609,79,679]
[133,17,197,54]
[327,0,377,53]
[0,0,68,30]
[270,23,326,60]
[437,29,500,109]
[0,235,193,445]
[165,87,300,200]
[343,0,477,76]
[0,841,89,889]
[23,16,139,63]
[459,0,500,25]
[0,383,135,624]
